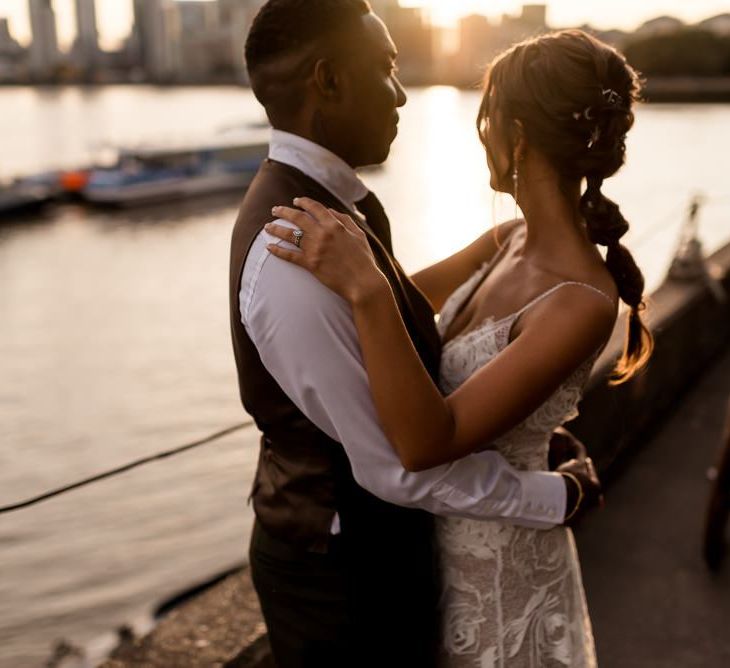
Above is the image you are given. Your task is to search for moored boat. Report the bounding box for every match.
[0,173,61,217]
[80,141,269,206]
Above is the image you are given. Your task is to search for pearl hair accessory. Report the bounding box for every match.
[571,87,624,148]
[601,88,623,106]
[572,87,624,122]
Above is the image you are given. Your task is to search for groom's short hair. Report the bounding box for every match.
[245,0,372,119]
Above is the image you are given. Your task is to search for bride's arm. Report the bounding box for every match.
[266,198,615,471]
[410,219,522,313]
[349,280,614,470]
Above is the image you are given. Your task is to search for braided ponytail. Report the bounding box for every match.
[580,175,653,384]
[479,29,653,383]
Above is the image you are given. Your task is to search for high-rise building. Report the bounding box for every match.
[176,0,221,80]
[131,0,180,81]
[73,0,99,70]
[178,0,219,33]
[455,14,495,85]
[218,0,265,82]
[0,17,25,82]
[28,0,59,79]
[165,0,266,83]
[384,5,434,83]
[0,18,23,56]
[521,4,547,29]
[500,4,548,44]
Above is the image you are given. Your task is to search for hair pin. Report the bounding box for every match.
[573,88,624,125]
[572,106,595,122]
[587,126,601,149]
[602,88,623,106]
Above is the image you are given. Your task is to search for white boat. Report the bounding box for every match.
[80,141,269,206]
[0,173,60,216]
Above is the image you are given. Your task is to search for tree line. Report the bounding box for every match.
[624,29,730,77]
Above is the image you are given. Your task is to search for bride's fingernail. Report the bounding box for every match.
[293,197,300,205]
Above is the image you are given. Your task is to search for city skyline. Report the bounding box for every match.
[3,0,730,49]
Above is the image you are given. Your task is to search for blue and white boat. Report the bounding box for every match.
[81,140,269,206]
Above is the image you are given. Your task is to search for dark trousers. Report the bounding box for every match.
[249,520,353,668]
[249,519,438,668]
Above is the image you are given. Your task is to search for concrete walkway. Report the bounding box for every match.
[576,347,730,668]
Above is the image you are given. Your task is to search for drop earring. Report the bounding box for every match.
[512,164,519,221]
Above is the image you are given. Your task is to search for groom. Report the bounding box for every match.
[230,1,601,667]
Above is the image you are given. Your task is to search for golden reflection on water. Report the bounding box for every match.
[363,86,515,271]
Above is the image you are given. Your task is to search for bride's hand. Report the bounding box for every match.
[265,197,389,305]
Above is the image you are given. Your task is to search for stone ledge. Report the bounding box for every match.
[99,568,273,668]
[571,240,730,476]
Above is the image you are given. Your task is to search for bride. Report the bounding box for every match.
[265,29,652,668]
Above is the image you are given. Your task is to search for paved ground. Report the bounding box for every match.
[576,347,730,668]
[99,571,271,668]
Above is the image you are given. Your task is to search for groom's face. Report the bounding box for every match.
[334,13,407,167]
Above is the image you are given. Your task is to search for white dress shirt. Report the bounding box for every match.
[239,129,566,531]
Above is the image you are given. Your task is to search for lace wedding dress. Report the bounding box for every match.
[436,260,607,668]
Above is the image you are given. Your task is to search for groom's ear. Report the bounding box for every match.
[313,58,342,100]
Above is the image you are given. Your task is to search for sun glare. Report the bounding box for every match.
[399,0,517,27]
[399,0,730,32]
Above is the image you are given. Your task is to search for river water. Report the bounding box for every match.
[0,86,729,667]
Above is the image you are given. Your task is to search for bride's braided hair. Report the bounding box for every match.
[477,29,653,384]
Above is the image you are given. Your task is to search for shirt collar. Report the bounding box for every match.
[268,129,369,207]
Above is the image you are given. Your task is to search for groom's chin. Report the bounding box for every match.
[374,137,397,165]
[355,129,397,167]
[378,146,393,164]
[360,148,391,169]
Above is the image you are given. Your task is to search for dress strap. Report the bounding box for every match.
[512,281,615,321]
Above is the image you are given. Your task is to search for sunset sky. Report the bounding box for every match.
[3,0,729,49]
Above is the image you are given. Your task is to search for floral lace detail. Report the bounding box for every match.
[436,264,599,668]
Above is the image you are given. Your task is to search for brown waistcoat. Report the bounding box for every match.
[229,159,442,556]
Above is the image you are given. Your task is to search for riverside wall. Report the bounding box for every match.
[571,239,730,477]
[99,239,730,668]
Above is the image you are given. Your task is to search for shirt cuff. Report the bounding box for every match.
[515,470,566,527]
